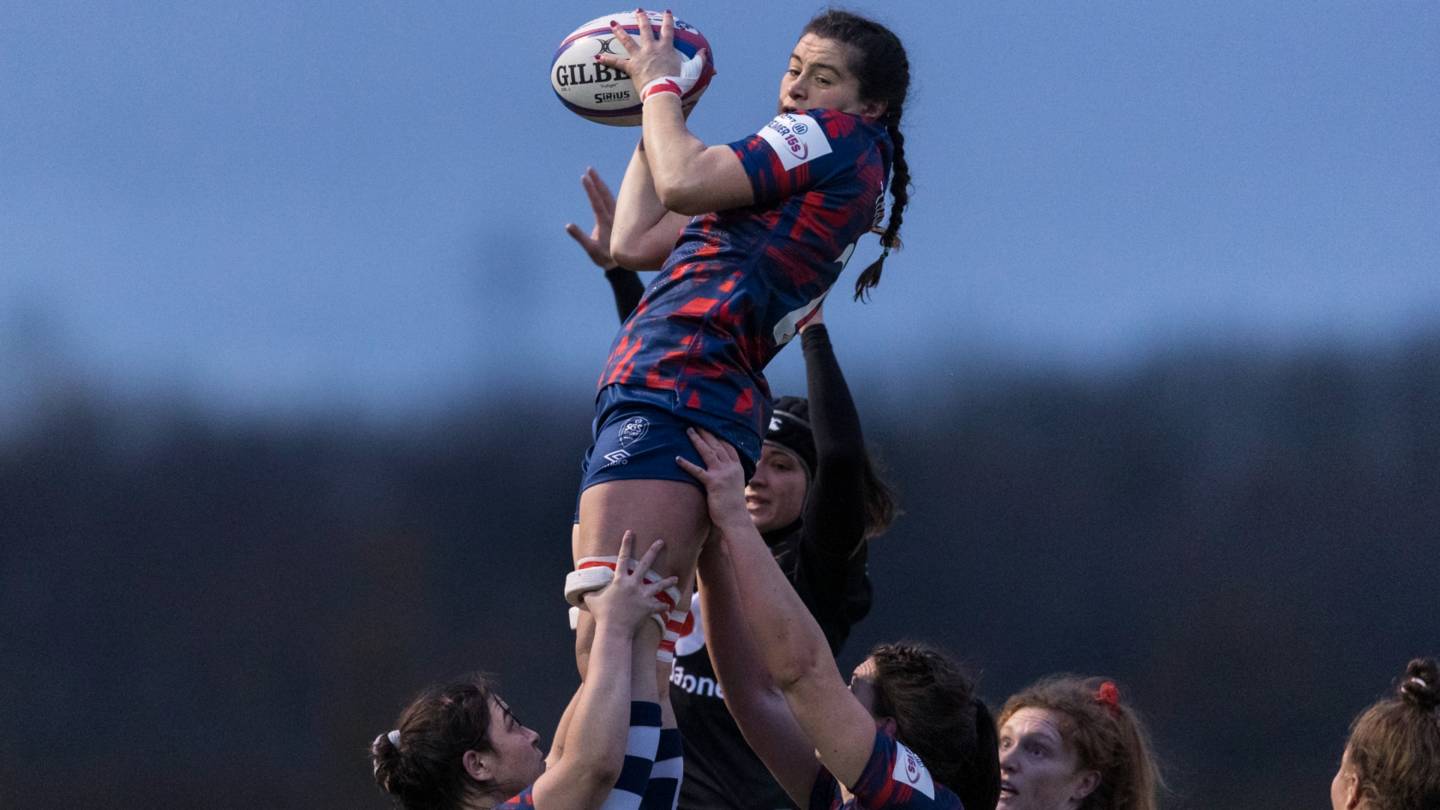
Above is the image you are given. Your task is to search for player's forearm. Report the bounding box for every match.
[559,622,634,791]
[697,542,822,805]
[713,510,835,692]
[801,324,867,554]
[611,143,674,269]
[640,95,710,214]
[547,688,582,770]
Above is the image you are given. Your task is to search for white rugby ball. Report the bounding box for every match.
[551,10,715,126]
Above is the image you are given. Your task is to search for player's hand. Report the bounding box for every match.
[564,167,619,270]
[596,10,688,95]
[675,428,751,537]
[582,532,677,635]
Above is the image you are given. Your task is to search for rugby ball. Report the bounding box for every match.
[551,10,715,126]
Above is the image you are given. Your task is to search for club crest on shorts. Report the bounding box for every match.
[618,416,650,448]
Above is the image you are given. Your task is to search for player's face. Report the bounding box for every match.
[482,697,546,794]
[745,443,808,533]
[997,708,1096,810]
[778,34,885,119]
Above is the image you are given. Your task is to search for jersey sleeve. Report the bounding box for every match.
[493,785,535,809]
[728,110,877,208]
[846,730,964,809]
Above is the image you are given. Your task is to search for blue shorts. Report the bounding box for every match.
[578,384,760,501]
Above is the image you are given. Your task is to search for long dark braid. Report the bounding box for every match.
[854,111,910,300]
[802,10,912,302]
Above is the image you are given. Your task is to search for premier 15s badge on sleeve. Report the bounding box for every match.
[758,113,833,171]
[891,740,936,799]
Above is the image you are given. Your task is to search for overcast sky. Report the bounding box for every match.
[3,0,1437,418]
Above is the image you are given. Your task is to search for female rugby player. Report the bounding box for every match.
[568,169,899,808]
[995,676,1164,810]
[371,534,680,810]
[1330,657,1440,810]
[570,6,912,727]
[679,429,1000,810]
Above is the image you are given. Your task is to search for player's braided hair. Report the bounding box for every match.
[802,9,912,302]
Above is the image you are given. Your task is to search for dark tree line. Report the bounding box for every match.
[2,333,1437,808]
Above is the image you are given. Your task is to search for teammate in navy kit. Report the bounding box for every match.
[568,165,900,808]
[571,8,913,695]
[371,534,683,810]
[679,430,1000,810]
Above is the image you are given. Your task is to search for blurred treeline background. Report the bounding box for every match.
[3,326,1437,809]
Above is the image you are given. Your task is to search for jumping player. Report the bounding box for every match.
[568,169,900,808]
[371,534,682,810]
[570,8,912,693]
[679,428,1000,810]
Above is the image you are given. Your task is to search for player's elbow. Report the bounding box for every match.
[610,232,664,270]
[771,645,829,695]
[573,755,625,800]
[653,175,710,217]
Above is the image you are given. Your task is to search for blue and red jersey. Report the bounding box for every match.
[598,108,892,453]
[495,786,535,809]
[807,730,964,810]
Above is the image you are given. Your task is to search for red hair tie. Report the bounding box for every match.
[1095,681,1121,712]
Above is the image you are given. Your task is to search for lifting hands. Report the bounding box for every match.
[578,531,679,637]
[675,428,752,540]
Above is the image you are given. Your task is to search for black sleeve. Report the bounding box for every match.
[799,324,868,560]
[605,266,645,323]
[790,324,871,646]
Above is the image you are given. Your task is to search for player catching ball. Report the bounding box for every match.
[567,9,913,689]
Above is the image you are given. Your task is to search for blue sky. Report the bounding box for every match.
[3,1,1437,418]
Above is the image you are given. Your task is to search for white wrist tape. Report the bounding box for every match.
[639,49,708,103]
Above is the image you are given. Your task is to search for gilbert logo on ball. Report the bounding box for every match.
[551,10,715,127]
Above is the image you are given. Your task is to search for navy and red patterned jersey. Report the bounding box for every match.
[495,785,535,809]
[806,730,964,810]
[599,108,891,447]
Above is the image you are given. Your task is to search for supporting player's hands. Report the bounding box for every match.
[676,428,752,539]
[582,531,677,636]
[564,167,619,271]
[597,10,708,101]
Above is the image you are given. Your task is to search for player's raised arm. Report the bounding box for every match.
[678,430,878,787]
[695,531,838,804]
[598,11,752,215]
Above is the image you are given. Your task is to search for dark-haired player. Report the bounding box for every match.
[568,165,898,808]
[568,12,915,757]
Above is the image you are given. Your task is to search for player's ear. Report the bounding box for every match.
[463,749,494,782]
[858,98,887,120]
